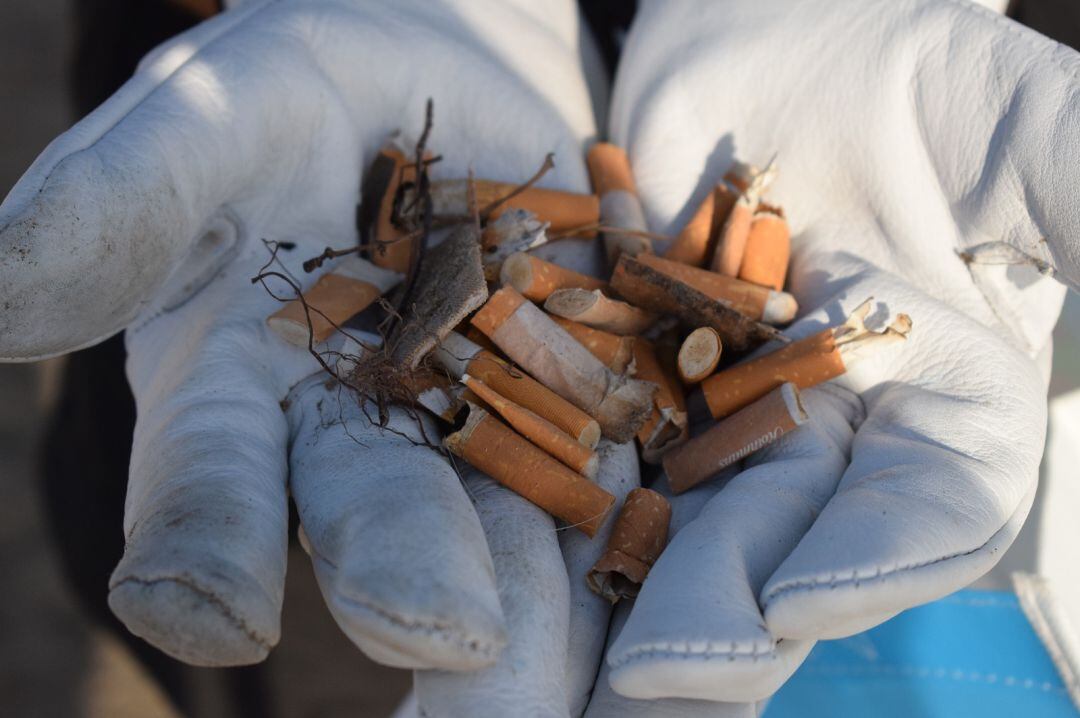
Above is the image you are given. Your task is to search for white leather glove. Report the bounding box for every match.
[588,0,1079,705]
[0,0,623,686]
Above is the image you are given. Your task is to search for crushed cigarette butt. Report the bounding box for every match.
[587,488,672,602]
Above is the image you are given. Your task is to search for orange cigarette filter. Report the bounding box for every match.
[445,404,616,537]
[663,162,753,268]
[711,199,754,277]
[700,299,912,419]
[466,351,601,449]
[500,252,607,302]
[710,160,778,276]
[372,143,425,273]
[634,338,689,463]
[428,179,599,235]
[677,327,723,384]
[588,143,636,195]
[664,382,808,494]
[544,288,657,336]
[664,186,718,267]
[549,316,636,374]
[586,142,652,262]
[267,257,402,346]
[462,374,599,479]
[587,487,672,602]
[635,253,797,324]
[739,210,791,291]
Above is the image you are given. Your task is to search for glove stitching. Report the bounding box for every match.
[109,574,272,650]
[761,541,986,605]
[608,639,779,670]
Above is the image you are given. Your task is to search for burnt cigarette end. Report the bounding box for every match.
[587,488,672,603]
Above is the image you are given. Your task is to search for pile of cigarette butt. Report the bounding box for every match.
[264,129,912,604]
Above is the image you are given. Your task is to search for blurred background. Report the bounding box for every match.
[1,1,1079,717]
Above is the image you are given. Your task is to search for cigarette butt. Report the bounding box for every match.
[710,161,778,276]
[370,143,429,273]
[544,288,656,336]
[433,331,601,448]
[633,339,689,463]
[549,316,636,374]
[500,253,607,302]
[587,487,672,602]
[699,298,911,419]
[586,143,652,263]
[267,257,402,346]
[663,187,717,267]
[445,404,616,537]
[635,253,797,324]
[407,371,465,423]
[610,254,784,352]
[462,374,599,479]
[664,383,808,493]
[471,287,657,443]
[467,351,602,449]
[739,210,790,291]
[711,199,753,276]
[677,327,722,384]
[425,180,599,235]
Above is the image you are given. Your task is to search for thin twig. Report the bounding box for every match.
[479,152,555,220]
[548,222,676,243]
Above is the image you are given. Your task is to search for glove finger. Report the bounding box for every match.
[615,0,1079,352]
[0,0,601,362]
[605,386,857,702]
[586,480,759,717]
[107,340,290,667]
[0,6,273,360]
[558,440,640,717]
[286,376,506,671]
[762,281,1046,640]
[585,602,758,718]
[415,470,570,718]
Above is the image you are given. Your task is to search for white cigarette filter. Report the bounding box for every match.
[267,257,402,347]
[471,287,657,443]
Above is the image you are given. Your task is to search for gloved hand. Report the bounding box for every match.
[587,0,1080,707]
[0,0,621,683]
